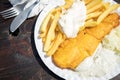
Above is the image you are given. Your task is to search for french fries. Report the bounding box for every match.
[86,0,102,9]
[63,0,74,9]
[87,2,103,14]
[87,11,102,20]
[44,11,61,51]
[103,2,110,9]
[47,33,64,56]
[84,0,92,5]
[40,10,53,38]
[85,20,97,27]
[39,0,120,57]
[39,0,73,56]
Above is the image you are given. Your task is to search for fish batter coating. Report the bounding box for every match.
[86,13,119,40]
[52,13,119,69]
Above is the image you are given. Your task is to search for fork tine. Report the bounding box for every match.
[1,9,16,16]
[3,14,18,19]
[0,8,14,14]
[2,11,17,17]
[3,12,17,18]
[0,8,18,19]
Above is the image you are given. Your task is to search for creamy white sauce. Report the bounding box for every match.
[58,0,86,38]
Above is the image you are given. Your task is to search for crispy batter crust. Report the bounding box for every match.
[52,13,119,69]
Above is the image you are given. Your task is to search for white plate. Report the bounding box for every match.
[34,1,120,80]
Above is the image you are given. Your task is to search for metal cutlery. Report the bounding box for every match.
[10,0,65,32]
[0,2,27,19]
[10,1,40,32]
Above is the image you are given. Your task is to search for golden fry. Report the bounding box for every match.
[44,11,61,51]
[62,0,74,9]
[55,26,59,32]
[47,33,63,56]
[42,37,46,44]
[84,0,92,5]
[84,20,97,27]
[86,0,102,9]
[40,10,52,33]
[87,2,103,14]
[103,2,110,9]
[40,11,54,38]
[97,4,120,24]
[87,11,102,20]
[40,15,54,38]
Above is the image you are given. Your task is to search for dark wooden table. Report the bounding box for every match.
[0,0,120,80]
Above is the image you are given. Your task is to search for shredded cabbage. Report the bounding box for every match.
[102,26,120,54]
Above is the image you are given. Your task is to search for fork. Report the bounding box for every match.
[0,2,27,19]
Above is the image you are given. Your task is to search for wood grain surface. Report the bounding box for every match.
[0,0,120,80]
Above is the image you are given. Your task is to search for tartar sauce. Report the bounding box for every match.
[58,0,86,38]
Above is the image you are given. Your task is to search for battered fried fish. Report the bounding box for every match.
[86,13,119,40]
[52,13,119,69]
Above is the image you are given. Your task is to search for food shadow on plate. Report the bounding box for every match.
[30,19,64,80]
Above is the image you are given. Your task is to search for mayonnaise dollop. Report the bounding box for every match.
[58,0,86,38]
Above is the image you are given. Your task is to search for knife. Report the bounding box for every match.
[10,0,39,32]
